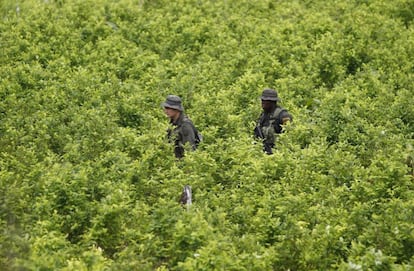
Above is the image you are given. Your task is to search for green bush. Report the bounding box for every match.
[1,0,413,270]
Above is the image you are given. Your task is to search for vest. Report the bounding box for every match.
[260,107,285,144]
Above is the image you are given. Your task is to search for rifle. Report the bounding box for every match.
[254,125,273,154]
[254,125,264,139]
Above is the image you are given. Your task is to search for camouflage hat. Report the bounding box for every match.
[162,95,184,112]
[260,89,280,102]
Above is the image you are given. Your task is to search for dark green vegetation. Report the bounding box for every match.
[1,0,414,270]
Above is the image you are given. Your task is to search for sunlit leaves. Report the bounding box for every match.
[1,0,414,270]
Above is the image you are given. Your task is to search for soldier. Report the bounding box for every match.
[254,89,292,154]
[162,95,198,159]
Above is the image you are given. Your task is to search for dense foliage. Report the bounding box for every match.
[1,0,414,270]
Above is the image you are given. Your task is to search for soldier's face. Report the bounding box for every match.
[164,107,180,120]
[261,100,274,112]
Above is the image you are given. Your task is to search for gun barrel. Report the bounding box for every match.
[254,126,264,139]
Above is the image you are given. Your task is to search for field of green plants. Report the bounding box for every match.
[1,0,414,270]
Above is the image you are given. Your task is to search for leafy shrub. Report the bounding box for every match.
[1,0,413,270]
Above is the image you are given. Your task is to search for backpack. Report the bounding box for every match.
[194,127,203,147]
[183,117,203,147]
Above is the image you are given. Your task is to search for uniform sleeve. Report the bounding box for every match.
[279,110,293,125]
[273,110,292,134]
[181,122,197,150]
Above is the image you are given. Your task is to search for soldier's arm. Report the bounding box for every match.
[280,110,293,125]
[181,122,197,150]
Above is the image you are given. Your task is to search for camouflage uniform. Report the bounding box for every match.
[255,89,292,154]
[167,113,197,158]
[162,95,197,159]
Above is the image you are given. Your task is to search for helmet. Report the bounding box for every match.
[161,95,184,112]
[260,89,280,102]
